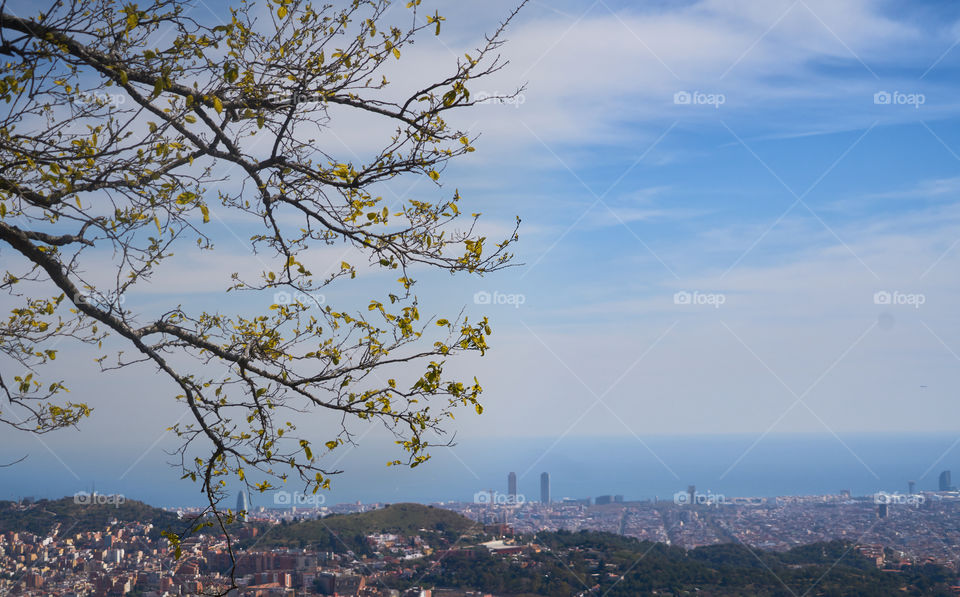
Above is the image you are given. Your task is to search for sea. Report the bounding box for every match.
[3,433,959,508]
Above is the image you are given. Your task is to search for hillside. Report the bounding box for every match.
[0,497,183,538]
[257,503,478,553]
[412,531,958,596]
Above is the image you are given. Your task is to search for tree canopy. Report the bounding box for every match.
[0,0,522,545]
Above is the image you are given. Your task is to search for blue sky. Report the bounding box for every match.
[7,0,960,504]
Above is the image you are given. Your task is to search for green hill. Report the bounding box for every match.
[413,531,958,596]
[257,503,479,553]
[0,496,182,538]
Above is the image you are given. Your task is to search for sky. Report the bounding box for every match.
[6,0,960,505]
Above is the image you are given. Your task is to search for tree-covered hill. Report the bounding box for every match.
[0,497,182,538]
[254,503,479,553]
[413,530,957,596]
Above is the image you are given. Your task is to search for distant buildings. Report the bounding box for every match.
[909,480,916,495]
[508,472,517,501]
[540,472,550,504]
[939,470,954,492]
[237,490,250,521]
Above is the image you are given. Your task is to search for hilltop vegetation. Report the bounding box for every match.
[0,497,181,538]
[412,531,956,596]
[254,503,479,554]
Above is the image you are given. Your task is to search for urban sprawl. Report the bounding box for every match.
[5,473,960,596]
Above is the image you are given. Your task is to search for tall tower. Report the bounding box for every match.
[939,470,952,492]
[236,490,249,521]
[540,472,550,505]
[908,480,916,495]
[508,472,518,502]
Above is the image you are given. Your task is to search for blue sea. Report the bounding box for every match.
[3,433,959,508]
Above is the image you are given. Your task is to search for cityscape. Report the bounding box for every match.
[5,467,960,596]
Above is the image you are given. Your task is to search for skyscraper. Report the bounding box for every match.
[236,489,249,521]
[508,472,517,501]
[939,470,953,492]
[908,480,916,495]
[540,472,550,504]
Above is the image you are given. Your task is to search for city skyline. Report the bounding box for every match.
[7,491,960,595]
[8,433,960,508]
